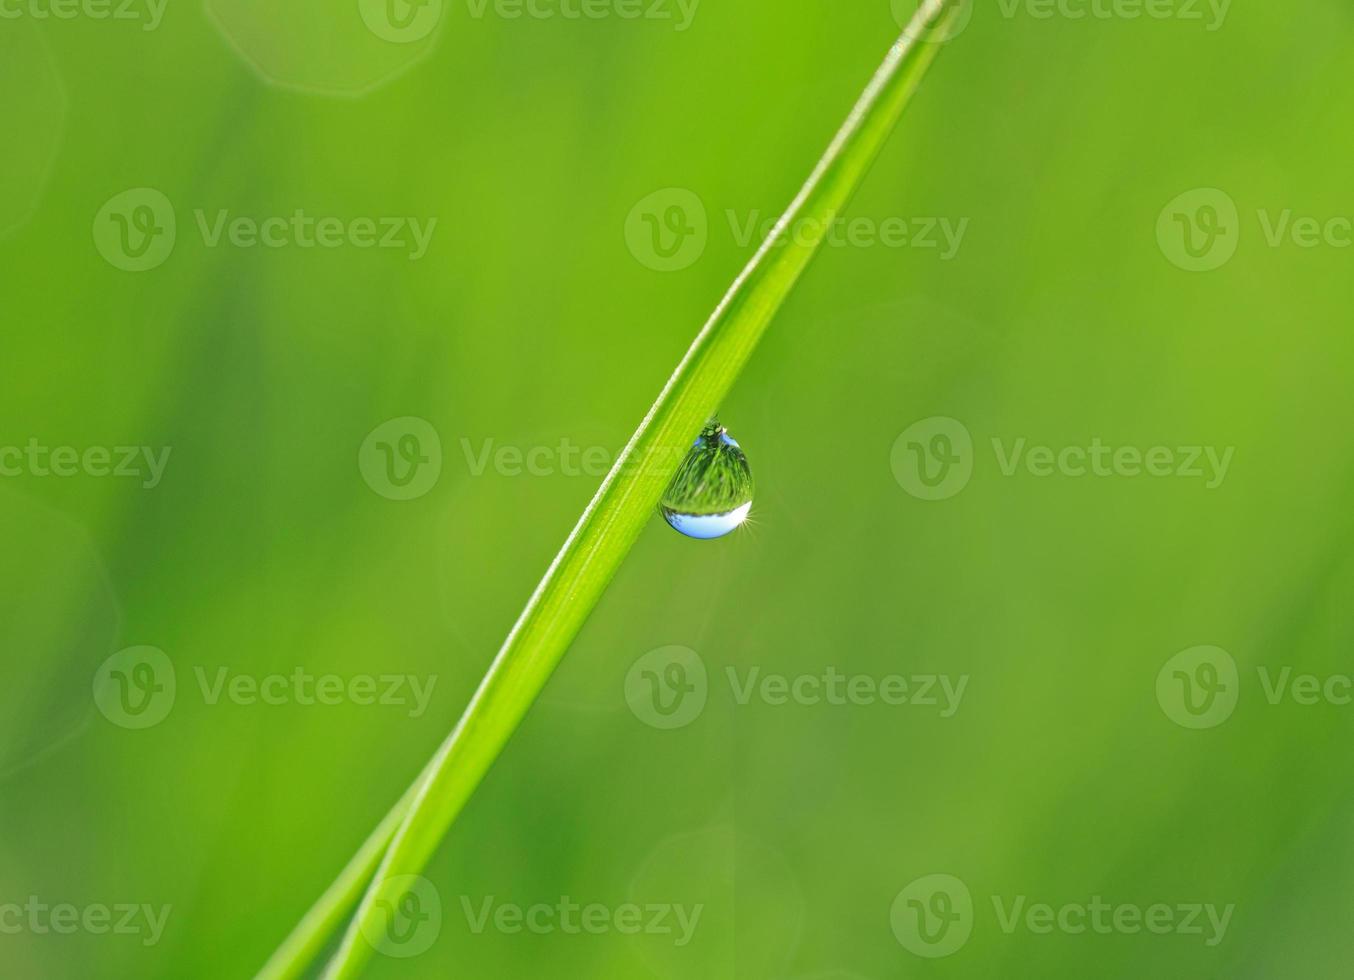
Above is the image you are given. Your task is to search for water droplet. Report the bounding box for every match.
[660,420,754,540]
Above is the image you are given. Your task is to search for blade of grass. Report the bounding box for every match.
[254,762,427,980]
[263,4,961,976]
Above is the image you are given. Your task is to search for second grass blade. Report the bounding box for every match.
[271,4,963,976]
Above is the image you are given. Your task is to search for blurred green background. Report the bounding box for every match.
[4,0,1354,977]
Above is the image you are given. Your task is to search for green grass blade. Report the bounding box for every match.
[254,764,425,980]
[267,5,960,976]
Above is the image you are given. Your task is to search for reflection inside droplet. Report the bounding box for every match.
[659,421,754,540]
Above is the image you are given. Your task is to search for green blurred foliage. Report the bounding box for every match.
[3,0,1354,977]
